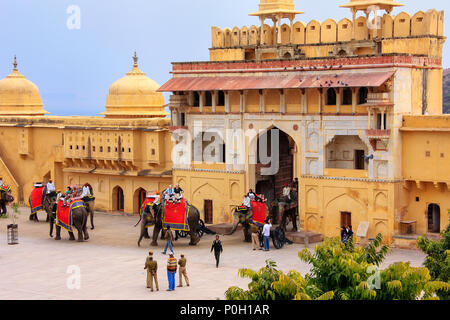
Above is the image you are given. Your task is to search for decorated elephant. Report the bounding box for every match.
[225,205,267,242]
[276,189,298,232]
[46,197,90,242]
[0,188,14,216]
[137,201,202,247]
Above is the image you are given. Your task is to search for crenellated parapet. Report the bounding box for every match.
[210,9,445,61]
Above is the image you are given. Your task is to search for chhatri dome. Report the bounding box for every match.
[101,52,168,118]
[340,0,404,13]
[0,56,48,116]
[249,0,303,16]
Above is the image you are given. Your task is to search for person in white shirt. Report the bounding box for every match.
[243,194,251,209]
[262,219,272,251]
[47,180,56,194]
[81,183,91,199]
[282,183,291,200]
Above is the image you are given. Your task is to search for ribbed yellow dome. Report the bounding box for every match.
[0,57,48,116]
[101,52,168,118]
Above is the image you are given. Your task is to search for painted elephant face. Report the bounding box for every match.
[234,207,252,224]
[145,204,158,225]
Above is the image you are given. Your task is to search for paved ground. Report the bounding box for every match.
[0,207,426,300]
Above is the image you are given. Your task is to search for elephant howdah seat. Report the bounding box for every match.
[162,198,190,231]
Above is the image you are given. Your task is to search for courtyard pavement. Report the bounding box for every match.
[0,207,426,300]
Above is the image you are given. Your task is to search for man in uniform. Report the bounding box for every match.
[144,251,159,292]
[177,253,190,287]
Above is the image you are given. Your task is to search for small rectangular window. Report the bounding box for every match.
[296,28,301,32]
[151,149,156,156]
[100,147,103,152]
[425,151,431,157]
[342,24,348,29]
[417,17,424,22]
[311,26,316,31]
[326,25,331,30]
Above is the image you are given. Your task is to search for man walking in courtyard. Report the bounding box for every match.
[167,253,177,291]
[262,219,272,251]
[144,251,159,292]
[177,253,190,287]
[162,226,174,255]
[211,235,223,268]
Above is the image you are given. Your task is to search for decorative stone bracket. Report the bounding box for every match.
[366,129,391,151]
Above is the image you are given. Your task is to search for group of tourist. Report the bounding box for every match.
[47,182,92,207]
[163,184,183,204]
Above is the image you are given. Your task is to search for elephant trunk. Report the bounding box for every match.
[225,219,239,236]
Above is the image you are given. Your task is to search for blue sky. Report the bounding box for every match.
[0,0,448,116]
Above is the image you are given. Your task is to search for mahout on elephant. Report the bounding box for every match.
[274,189,298,232]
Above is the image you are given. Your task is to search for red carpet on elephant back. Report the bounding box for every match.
[56,200,85,233]
[29,186,47,215]
[162,199,190,231]
[250,201,267,227]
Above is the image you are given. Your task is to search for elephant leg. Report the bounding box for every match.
[280,214,287,232]
[138,223,147,247]
[76,227,84,242]
[83,222,90,241]
[292,211,298,232]
[46,213,49,223]
[151,226,161,247]
[188,229,200,246]
[175,231,179,241]
[69,231,76,241]
[49,218,54,238]
[160,228,165,241]
[143,227,150,239]
[55,225,62,240]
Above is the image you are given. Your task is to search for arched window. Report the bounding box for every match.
[342,88,352,105]
[326,88,337,105]
[358,87,369,104]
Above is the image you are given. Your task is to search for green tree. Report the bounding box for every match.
[377,262,449,300]
[417,225,450,300]
[299,234,449,300]
[225,259,333,300]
